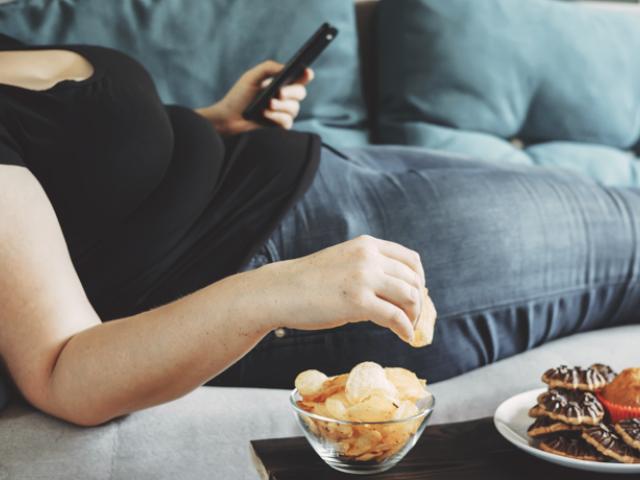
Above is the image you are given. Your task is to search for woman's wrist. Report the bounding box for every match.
[195,103,233,135]
[219,261,299,334]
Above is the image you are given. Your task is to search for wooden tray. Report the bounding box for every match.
[251,417,613,479]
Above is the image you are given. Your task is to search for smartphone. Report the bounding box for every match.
[242,22,338,124]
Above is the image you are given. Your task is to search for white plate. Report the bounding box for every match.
[494,388,640,474]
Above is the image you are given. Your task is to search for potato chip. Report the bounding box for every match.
[385,368,427,402]
[295,369,328,397]
[410,288,437,348]
[345,362,398,404]
[376,429,410,451]
[393,399,419,420]
[326,422,353,441]
[355,452,377,462]
[305,373,348,402]
[301,416,320,436]
[296,400,316,412]
[325,394,349,421]
[311,402,332,419]
[346,428,383,457]
[347,394,398,422]
[338,438,353,455]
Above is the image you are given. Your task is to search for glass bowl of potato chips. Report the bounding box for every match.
[290,362,435,474]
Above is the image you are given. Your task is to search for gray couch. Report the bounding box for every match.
[2,1,640,479]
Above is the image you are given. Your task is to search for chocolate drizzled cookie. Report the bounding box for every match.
[538,435,603,462]
[614,418,640,451]
[542,365,613,392]
[527,416,583,438]
[591,363,617,383]
[582,424,640,464]
[530,388,604,426]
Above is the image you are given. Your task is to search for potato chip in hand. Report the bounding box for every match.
[410,288,437,348]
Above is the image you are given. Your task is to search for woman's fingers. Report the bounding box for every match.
[374,275,421,326]
[278,83,307,102]
[366,295,415,344]
[376,239,426,288]
[269,98,300,118]
[380,256,422,289]
[379,257,424,326]
[263,110,293,129]
[295,67,315,86]
[248,60,284,86]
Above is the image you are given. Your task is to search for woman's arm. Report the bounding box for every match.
[0,166,431,427]
[195,60,314,135]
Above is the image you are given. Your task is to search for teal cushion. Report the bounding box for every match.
[527,142,640,187]
[0,0,368,146]
[376,0,640,179]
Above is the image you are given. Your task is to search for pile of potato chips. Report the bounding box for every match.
[294,362,430,462]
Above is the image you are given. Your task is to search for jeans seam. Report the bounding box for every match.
[437,278,638,321]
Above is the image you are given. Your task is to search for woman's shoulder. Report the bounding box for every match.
[0,32,153,87]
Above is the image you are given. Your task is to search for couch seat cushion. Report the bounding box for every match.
[2,324,639,479]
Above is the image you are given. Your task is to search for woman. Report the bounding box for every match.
[0,33,638,426]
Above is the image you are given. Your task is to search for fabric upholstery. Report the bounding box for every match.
[0,0,369,146]
[1,324,639,479]
[376,0,640,186]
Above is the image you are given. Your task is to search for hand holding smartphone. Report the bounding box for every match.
[242,23,338,124]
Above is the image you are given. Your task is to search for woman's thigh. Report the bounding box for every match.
[211,146,640,388]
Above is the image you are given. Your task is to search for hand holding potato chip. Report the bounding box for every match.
[409,288,437,348]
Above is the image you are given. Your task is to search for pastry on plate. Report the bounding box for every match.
[597,368,640,423]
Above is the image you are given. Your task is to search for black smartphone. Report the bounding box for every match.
[242,22,338,124]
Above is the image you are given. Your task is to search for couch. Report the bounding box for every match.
[1,1,640,479]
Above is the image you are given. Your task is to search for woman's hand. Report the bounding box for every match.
[253,235,434,344]
[196,60,314,135]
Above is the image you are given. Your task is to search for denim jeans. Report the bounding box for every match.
[210,144,640,388]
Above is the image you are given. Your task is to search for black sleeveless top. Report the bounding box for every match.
[0,33,320,320]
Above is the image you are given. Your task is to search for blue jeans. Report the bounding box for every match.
[210,145,640,387]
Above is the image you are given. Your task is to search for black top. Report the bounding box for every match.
[0,33,320,320]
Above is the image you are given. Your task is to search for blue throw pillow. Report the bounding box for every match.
[0,0,368,146]
[376,0,640,177]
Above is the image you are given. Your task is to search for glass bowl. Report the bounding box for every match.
[289,388,435,475]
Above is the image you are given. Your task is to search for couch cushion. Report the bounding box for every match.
[376,0,640,185]
[0,0,369,146]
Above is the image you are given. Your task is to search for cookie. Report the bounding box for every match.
[531,389,604,426]
[582,424,640,464]
[590,363,617,383]
[614,418,640,452]
[542,365,611,392]
[538,435,603,462]
[527,416,583,438]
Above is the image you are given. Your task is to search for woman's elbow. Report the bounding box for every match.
[26,387,123,428]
